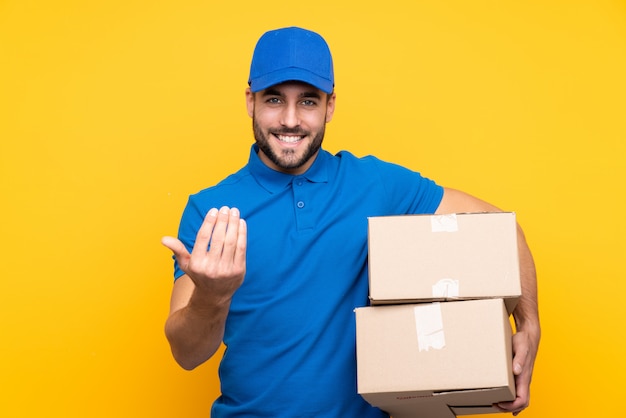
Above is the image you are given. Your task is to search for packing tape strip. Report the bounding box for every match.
[432,278,460,298]
[430,213,458,232]
[414,303,446,351]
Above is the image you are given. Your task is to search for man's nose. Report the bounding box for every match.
[280,104,300,127]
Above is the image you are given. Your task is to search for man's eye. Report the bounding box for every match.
[301,100,316,106]
[267,98,281,104]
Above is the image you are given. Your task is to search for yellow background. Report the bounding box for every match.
[1,1,624,417]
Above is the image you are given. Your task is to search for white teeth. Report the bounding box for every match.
[277,135,303,143]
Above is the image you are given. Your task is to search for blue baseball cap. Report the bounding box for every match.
[248,27,334,94]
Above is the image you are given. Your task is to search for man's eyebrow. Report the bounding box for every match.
[299,91,322,99]
[262,88,282,97]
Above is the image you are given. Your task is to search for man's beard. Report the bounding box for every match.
[252,117,325,172]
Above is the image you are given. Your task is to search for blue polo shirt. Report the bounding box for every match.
[174,145,444,418]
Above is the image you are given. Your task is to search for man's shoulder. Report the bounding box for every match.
[332,150,405,174]
[332,150,383,166]
[190,165,253,200]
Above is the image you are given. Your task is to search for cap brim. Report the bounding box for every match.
[249,67,333,94]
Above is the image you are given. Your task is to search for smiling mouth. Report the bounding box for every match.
[274,134,305,144]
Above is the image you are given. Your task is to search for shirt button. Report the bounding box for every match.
[297,201,305,209]
[296,180,304,186]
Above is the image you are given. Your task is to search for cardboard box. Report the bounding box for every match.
[367,212,521,313]
[355,299,515,418]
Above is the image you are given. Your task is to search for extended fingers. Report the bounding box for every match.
[219,208,244,260]
[206,206,246,261]
[206,207,231,257]
[191,207,219,259]
[182,206,246,280]
[234,217,247,270]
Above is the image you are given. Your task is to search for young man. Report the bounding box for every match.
[162,26,540,417]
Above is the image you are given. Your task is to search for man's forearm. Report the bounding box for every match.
[514,225,541,337]
[165,292,231,370]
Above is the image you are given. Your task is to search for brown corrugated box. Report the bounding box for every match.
[367,212,521,313]
[355,299,515,418]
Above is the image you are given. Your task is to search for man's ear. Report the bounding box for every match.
[245,88,254,118]
[325,92,336,123]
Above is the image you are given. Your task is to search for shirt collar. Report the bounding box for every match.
[248,144,330,193]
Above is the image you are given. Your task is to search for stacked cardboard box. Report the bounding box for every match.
[356,212,521,418]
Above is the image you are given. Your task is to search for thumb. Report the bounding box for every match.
[161,236,190,267]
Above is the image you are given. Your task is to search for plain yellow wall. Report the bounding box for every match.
[1,1,625,417]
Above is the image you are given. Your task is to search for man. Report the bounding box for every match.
[162,26,540,417]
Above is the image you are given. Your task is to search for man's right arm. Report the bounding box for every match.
[162,206,247,370]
